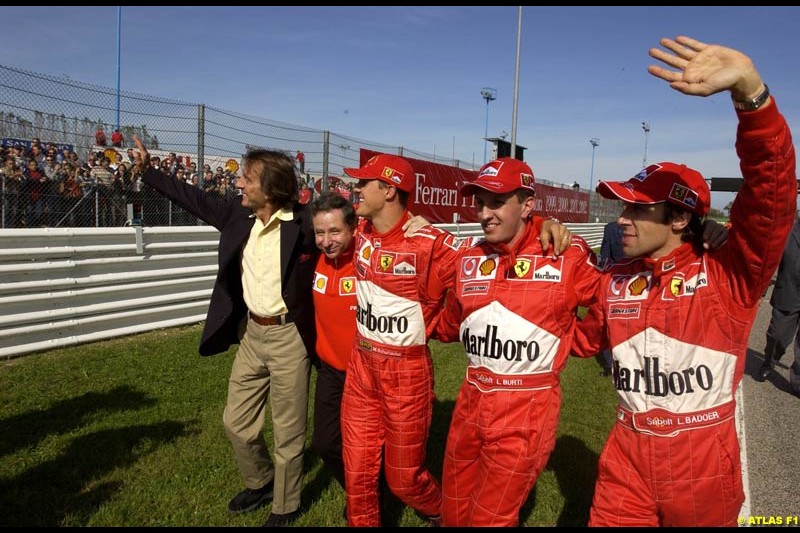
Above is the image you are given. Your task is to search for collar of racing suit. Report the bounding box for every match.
[490,216,544,267]
[639,242,700,283]
[361,209,412,241]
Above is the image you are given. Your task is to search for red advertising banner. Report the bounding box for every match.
[531,184,590,223]
[359,149,589,223]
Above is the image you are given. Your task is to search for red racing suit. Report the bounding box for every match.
[341,211,460,526]
[573,100,797,527]
[435,217,599,526]
[313,246,356,371]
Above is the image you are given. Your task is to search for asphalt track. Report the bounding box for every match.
[738,285,800,527]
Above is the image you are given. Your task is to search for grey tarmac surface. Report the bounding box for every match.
[739,285,800,526]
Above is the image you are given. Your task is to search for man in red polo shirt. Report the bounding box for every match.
[309,192,358,492]
[310,191,430,516]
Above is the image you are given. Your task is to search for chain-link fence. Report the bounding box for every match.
[0,64,619,228]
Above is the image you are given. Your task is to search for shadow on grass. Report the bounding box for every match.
[519,434,599,526]
[553,435,599,526]
[0,386,190,527]
[427,397,455,478]
[300,448,332,512]
[0,385,156,458]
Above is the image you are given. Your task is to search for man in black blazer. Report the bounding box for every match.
[133,137,317,527]
[599,220,624,266]
[759,217,800,392]
[597,220,625,374]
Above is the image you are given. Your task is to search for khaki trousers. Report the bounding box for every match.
[223,319,310,514]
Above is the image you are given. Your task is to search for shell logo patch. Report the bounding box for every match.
[312,272,328,294]
[628,275,648,296]
[479,257,497,276]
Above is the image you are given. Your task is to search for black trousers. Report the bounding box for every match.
[312,360,346,488]
[766,307,800,371]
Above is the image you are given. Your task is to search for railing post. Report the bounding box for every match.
[1,174,5,229]
[197,104,205,190]
[322,130,329,191]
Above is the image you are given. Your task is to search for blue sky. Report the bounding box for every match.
[2,6,799,209]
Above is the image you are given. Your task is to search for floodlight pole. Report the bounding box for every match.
[115,6,121,130]
[480,87,497,164]
[589,137,600,192]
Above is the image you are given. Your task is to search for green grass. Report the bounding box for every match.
[0,325,617,526]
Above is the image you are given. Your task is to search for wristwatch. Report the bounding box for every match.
[732,84,770,111]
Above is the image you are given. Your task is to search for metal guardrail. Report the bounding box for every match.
[0,226,216,359]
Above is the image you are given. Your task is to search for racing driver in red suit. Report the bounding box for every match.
[434,157,599,526]
[339,153,459,527]
[573,36,797,527]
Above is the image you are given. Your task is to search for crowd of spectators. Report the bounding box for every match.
[295,174,355,205]
[0,137,243,228]
[0,136,357,228]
